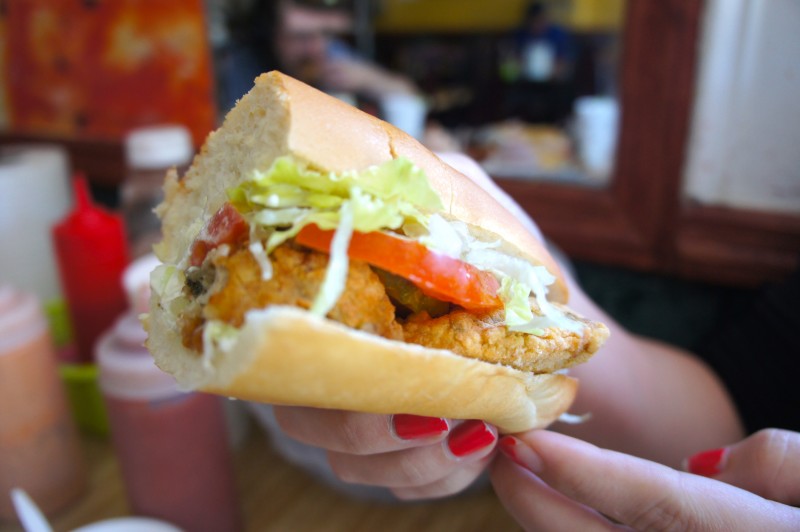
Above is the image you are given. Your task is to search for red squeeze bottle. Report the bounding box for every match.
[97,314,242,532]
[53,175,129,363]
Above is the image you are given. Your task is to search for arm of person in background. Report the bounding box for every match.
[265,153,743,500]
[553,277,744,467]
[491,428,800,530]
[322,55,419,99]
[439,152,744,468]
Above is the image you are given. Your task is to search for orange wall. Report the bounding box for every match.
[0,0,216,147]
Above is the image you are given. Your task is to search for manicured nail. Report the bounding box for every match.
[446,420,496,458]
[685,448,727,477]
[498,435,543,473]
[392,414,449,440]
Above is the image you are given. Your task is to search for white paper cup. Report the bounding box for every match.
[381,93,428,140]
[574,96,619,180]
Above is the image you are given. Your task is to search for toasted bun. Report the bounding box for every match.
[147,71,585,432]
[147,305,576,433]
[155,71,567,301]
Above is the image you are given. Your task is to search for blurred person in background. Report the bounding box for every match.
[274,0,418,100]
[210,0,418,113]
[500,1,576,123]
[514,1,575,83]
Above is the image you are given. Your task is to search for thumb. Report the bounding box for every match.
[492,431,798,531]
[685,428,800,505]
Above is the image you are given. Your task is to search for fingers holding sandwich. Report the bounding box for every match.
[274,406,498,499]
[327,418,498,489]
[273,406,449,454]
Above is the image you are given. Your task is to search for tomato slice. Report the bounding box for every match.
[189,203,249,266]
[296,224,502,311]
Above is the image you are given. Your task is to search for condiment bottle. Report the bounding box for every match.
[52,176,129,363]
[96,314,242,532]
[0,144,71,308]
[0,285,86,520]
[122,125,193,258]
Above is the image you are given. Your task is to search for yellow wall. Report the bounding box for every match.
[561,0,626,31]
[375,0,626,33]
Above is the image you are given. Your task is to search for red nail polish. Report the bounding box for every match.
[447,420,496,458]
[498,436,522,466]
[392,414,449,440]
[498,435,543,472]
[686,448,726,477]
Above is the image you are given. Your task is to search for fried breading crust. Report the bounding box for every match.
[402,308,609,374]
[205,244,404,341]
[183,242,605,375]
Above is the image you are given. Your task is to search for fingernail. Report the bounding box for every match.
[446,420,496,458]
[391,414,449,440]
[685,448,727,477]
[498,435,543,473]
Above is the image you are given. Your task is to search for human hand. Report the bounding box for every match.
[490,429,800,531]
[272,406,498,500]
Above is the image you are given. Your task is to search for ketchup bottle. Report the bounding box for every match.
[52,175,129,363]
[0,285,86,519]
[97,313,242,532]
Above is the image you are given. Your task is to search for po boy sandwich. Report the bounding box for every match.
[145,71,608,433]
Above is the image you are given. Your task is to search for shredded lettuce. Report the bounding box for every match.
[248,241,273,281]
[418,214,464,258]
[252,207,310,227]
[311,201,354,316]
[223,156,583,335]
[228,157,443,257]
[416,214,583,335]
[201,320,239,370]
[499,277,541,332]
[229,156,441,220]
[419,215,502,258]
[558,412,592,424]
[151,264,185,305]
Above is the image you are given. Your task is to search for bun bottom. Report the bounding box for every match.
[146,305,577,433]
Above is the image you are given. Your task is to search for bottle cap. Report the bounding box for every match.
[0,286,47,355]
[96,313,181,402]
[125,125,193,170]
[114,312,148,346]
[122,253,161,315]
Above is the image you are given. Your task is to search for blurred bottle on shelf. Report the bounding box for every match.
[122,125,194,258]
[52,176,129,364]
[0,144,73,351]
[0,285,86,520]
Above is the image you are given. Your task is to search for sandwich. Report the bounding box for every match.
[144,71,608,433]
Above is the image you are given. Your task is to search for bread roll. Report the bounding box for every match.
[145,71,607,433]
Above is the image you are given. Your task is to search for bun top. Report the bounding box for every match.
[155,71,568,303]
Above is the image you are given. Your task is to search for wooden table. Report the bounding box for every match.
[1,423,521,532]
